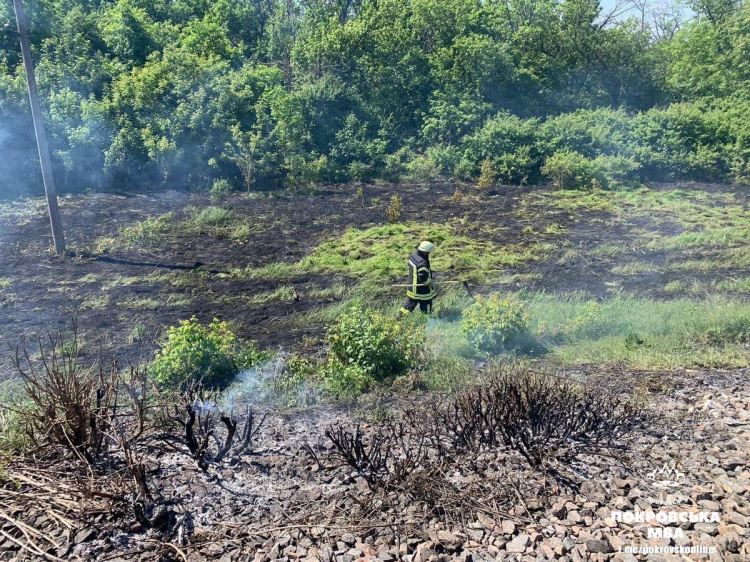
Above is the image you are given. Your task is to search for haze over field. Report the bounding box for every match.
[1,0,750,560]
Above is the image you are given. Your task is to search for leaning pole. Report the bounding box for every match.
[12,0,66,255]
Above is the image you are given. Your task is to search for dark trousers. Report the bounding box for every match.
[400,297,433,314]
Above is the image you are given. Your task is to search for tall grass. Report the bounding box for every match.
[527,294,750,368]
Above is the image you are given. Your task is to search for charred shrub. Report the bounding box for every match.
[323,368,644,492]
[10,325,156,521]
[160,381,267,470]
[151,317,267,389]
[327,308,424,380]
[325,421,429,490]
[461,294,530,353]
[11,327,117,462]
[442,370,644,467]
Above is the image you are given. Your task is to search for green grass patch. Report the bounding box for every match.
[590,243,630,259]
[80,294,111,310]
[299,222,538,282]
[528,293,750,368]
[122,297,163,310]
[715,278,750,293]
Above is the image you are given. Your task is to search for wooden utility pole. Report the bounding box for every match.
[12,0,66,255]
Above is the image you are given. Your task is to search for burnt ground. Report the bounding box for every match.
[1,181,750,379]
[1,183,750,560]
[1,366,749,561]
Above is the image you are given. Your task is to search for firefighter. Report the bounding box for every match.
[400,241,437,315]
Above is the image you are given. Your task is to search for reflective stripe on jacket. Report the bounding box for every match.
[406,251,436,300]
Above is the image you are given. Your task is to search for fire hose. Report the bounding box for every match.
[389,279,475,299]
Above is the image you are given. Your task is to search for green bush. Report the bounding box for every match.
[495,146,538,184]
[327,308,425,379]
[461,294,529,353]
[321,359,374,400]
[460,112,539,174]
[277,354,376,402]
[210,179,234,202]
[592,154,641,188]
[151,317,267,389]
[541,149,597,190]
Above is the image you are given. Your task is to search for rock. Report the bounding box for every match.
[723,458,746,471]
[74,528,96,544]
[716,477,746,496]
[550,500,567,519]
[585,539,613,554]
[414,542,435,562]
[506,534,530,554]
[694,523,718,536]
[613,478,634,491]
[566,511,582,524]
[539,543,555,559]
[501,520,515,535]
[698,499,721,511]
[205,544,225,557]
[581,481,608,503]
[341,533,357,547]
[435,530,462,550]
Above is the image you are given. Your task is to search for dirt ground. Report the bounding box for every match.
[1,181,748,379]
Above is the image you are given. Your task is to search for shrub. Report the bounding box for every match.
[209,179,233,202]
[442,369,644,466]
[286,155,331,187]
[495,146,538,184]
[477,158,498,189]
[321,360,374,400]
[381,148,410,182]
[460,112,539,173]
[151,317,267,389]
[386,194,403,223]
[327,308,424,379]
[592,154,641,188]
[541,149,597,190]
[404,153,443,181]
[274,355,320,406]
[461,294,529,353]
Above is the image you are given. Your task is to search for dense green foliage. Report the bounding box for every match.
[274,308,424,402]
[2,0,749,196]
[461,294,529,353]
[327,308,424,378]
[151,316,266,388]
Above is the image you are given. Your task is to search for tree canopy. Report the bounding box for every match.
[1,0,749,197]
